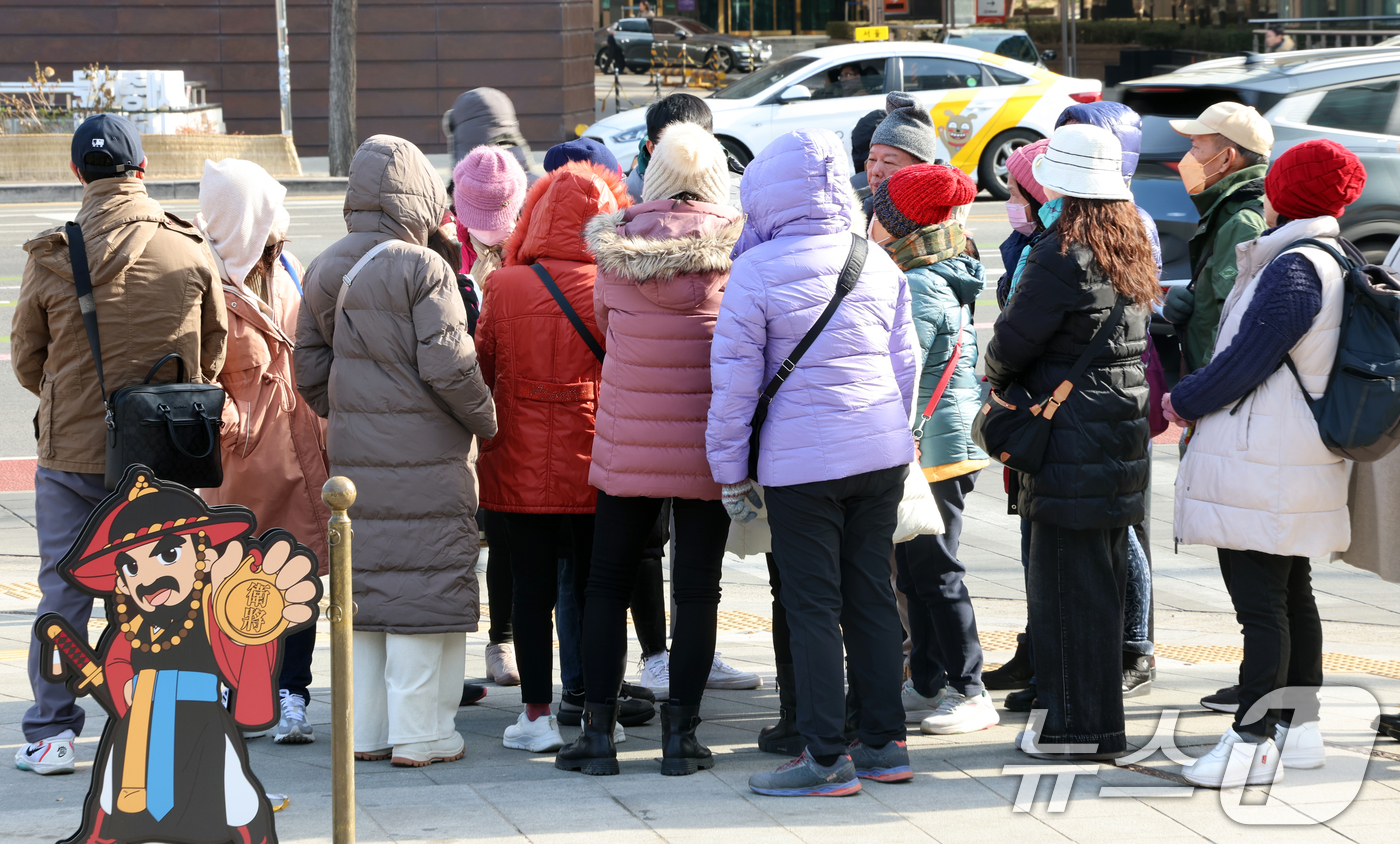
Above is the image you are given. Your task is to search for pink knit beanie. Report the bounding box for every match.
[452,145,527,231]
[1006,138,1049,205]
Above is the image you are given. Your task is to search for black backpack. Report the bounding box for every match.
[1283,237,1400,462]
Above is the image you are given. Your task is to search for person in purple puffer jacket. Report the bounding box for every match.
[707,128,919,796]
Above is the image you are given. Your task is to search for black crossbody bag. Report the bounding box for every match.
[531,263,606,362]
[748,233,867,479]
[972,297,1127,475]
[66,222,225,490]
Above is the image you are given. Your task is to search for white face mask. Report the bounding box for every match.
[470,227,512,247]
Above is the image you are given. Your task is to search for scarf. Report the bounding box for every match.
[885,221,966,271]
[1008,197,1063,301]
[636,138,652,177]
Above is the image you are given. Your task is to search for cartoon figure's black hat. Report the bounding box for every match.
[61,466,255,593]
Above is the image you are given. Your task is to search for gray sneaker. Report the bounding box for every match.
[848,740,913,782]
[273,690,314,744]
[748,749,862,796]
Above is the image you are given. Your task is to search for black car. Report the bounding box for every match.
[1121,47,1400,382]
[595,17,771,75]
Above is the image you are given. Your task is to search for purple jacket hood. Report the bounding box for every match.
[732,129,865,258]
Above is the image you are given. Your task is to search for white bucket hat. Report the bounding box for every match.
[1032,124,1133,201]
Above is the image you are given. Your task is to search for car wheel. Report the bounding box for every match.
[706,49,734,74]
[978,129,1041,201]
[596,49,616,75]
[716,135,752,167]
[627,61,650,75]
[1352,235,1398,266]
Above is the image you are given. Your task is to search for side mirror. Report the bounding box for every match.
[779,85,812,102]
[1041,50,1057,62]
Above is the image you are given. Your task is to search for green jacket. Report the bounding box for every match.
[1183,164,1267,371]
[891,224,990,480]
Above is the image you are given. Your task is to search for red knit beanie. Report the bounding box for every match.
[883,164,978,229]
[1265,139,1366,220]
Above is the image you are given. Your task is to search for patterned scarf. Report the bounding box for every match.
[885,221,967,271]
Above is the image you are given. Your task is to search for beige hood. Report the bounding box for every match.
[343,135,449,246]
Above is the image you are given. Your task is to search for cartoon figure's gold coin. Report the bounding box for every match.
[212,555,288,646]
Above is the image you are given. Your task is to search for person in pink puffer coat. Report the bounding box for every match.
[554,123,744,777]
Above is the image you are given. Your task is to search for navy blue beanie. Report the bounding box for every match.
[544,138,620,175]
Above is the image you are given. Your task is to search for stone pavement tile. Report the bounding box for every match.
[1322,824,1400,844]
[356,783,533,842]
[596,770,801,839]
[470,777,669,841]
[1147,796,1357,843]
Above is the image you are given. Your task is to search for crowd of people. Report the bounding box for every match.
[12,82,1399,799]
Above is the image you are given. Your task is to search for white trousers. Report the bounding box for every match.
[353,631,464,751]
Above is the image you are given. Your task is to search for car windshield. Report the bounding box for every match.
[947,33,1011,53]
[675,19,715,35]
[712,55,817,100]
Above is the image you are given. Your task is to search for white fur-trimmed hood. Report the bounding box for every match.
[585,204,744,284]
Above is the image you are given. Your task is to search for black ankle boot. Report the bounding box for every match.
[1004,683,1038,713]
[983,633,1034,691]
[758,663,804,755]
[554,701,619,776]
[1122,653,1152,699]
[660,703,714,776]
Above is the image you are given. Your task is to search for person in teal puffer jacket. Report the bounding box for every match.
[870,164,999,736]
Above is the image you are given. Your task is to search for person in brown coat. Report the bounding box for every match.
[295,135,496,768]
[11,114,227,775]
[195,158,331,746]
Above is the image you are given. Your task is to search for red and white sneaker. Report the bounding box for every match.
[15,728,76,775]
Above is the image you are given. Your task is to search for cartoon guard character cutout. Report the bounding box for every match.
[36,465,323,844]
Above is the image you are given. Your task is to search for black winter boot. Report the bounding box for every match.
[554,701,619,776]
[1122,653,1153,699]
[758,663,804,755]
[1004,683,1038,713]
[660,703,714,776]
[983,632,1034,690]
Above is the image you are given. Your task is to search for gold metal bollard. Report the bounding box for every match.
[322,477,357,844]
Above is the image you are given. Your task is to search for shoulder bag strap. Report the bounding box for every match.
[531,263,605,363]
[65,222,108,403]
[334,240,395,320]
[1040,297,1129,420]
[754,233,868,410]
[279,252,302,295]
[914,309,965,441]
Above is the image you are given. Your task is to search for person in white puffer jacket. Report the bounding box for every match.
[1164,139,1367,789]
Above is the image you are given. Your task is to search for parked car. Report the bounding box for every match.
[582,42,1102,199]
[1122,47,1400,380]
[943,27,1055,69]
[594,17,771,74]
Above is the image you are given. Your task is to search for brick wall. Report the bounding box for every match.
[0,0,595,157]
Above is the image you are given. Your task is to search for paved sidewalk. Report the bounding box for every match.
[1,449,1399,843]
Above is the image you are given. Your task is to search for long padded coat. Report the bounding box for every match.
[295,135,497,634]
[984,226,1151,530]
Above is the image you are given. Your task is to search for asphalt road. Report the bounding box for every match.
[0,191,1013,461]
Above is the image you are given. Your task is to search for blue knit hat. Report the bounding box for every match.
[544,138,620,175]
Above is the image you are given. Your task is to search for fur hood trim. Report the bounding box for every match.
[585,209,744,284]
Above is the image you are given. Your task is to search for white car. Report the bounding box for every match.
[582,42,1103,199]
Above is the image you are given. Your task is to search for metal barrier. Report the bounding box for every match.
[322,477,357,844]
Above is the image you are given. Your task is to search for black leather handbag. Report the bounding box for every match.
[66,222,225,490]
[973,298,1127,475]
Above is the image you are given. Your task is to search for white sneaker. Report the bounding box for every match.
[1275,721,1326,769]
[706,652,761,690]
[1182,729,1283,788]
[503,712,566,753]
[614,720,627,744]
[1014,728,1040,754]
[638,652,671,700]
[920,690,1000,735]
[901,679,947,723]
[274,689,315,745]
[15,729,76,775]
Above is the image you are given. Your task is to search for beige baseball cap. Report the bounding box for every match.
[1170,102,1274,156]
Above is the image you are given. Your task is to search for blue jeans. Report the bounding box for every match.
[1124,528,1153,657]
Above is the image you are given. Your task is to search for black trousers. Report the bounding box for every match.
[764,553,793,665]
[633,500,671,658]
[1027,522,1129,753]
[584,492,728,707]
[1218,548,1323,738]
[895,471,984,697]
[766,465,908,758]
[481,509,513,644]
[278,626,316,704]
[503,512,595,705]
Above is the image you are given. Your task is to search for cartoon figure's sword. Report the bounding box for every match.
[41,618,115,713]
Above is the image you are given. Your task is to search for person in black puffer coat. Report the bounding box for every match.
[984,124,1158,761]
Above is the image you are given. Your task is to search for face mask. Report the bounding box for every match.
[1005,201,1036,235]
[1179,148,1228,195]
[470,227,512,247]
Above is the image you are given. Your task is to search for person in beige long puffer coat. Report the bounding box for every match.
[295,135,497,767]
